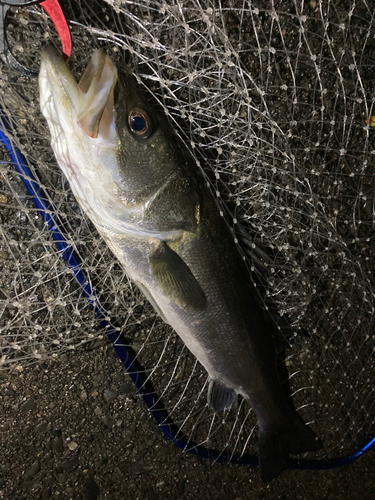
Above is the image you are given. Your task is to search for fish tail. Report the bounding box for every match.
[258,414,321,482]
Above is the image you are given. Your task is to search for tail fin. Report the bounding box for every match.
[258,415,321,482]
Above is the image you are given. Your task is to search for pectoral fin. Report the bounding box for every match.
[149,242,207,310]
[207,379,238,413]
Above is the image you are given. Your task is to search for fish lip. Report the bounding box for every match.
[40,45,118,140]
[40,44,81,116]
[40,44,75,87]
[40,44,65,66]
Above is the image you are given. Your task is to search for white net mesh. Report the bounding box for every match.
[1,0,374,464]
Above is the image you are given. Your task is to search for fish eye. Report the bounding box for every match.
[128,108,151,138]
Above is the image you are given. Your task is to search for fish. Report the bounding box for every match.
[39,45,321,482]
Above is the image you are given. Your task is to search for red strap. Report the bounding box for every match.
[40,0,71,59]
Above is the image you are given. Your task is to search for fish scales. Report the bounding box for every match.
[39,45,321,482]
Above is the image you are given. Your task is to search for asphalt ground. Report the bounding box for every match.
[1,337,375,500]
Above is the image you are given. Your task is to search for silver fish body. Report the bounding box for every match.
[39,46,320,481]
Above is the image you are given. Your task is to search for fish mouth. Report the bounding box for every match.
[39,45,118,140]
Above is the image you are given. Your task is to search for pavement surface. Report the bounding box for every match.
[1,337,375,500]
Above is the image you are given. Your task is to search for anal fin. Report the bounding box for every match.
[207,379,238,413]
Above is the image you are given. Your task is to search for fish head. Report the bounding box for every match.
[40,45,117,145]
[39,46,182,236]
